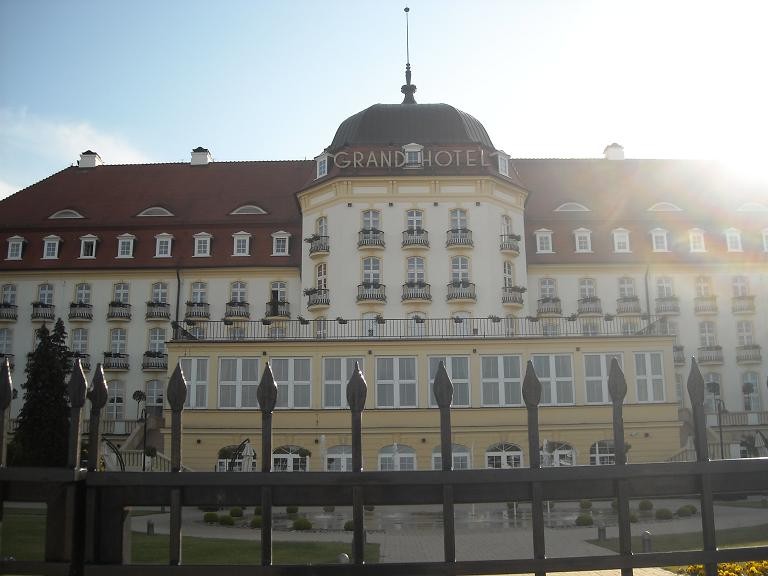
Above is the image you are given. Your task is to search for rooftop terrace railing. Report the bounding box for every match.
[0,355,766,576]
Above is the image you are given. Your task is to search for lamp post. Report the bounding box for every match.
[706,380,726,460]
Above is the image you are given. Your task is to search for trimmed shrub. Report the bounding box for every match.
[219,515,235,526]
[286,505,299,514]
[681,504,697,515]
[655,508,673,520]
[638,500,653,512]
[629,511,638,523]
[203,512,219,524]
[292,517,312,531]
[250,515,262,529]
[343,520,355,531]
[676,505,692,518]
[254,505,262,515]
[230,507,243,518]
[323,505,335,513]
[579,499,592,510]
[575,514,594,526]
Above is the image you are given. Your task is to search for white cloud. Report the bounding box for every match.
[0,107,150,167]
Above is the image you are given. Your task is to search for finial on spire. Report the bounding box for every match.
[401,6,417,104]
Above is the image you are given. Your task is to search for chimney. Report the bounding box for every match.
[79,150,103,168]
[191,147,212,165]
[603,143,624,160]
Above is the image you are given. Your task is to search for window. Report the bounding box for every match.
[138,206,174,217]
[148,328,166,354]
[689,229,706,252]
[0,328,12,356]
[500,215,513,236]
[406,210,423,231]
[574,228,592,253]
[154,233,173,257]
[6,236,24,260]
[106,381,124,420]
[584,353,623,404]
[1,284,17,305]
[532,354,574,405]
[407,256,425,284]
[612,229,630,253]
[403,142,423,168]
[315,317,327,339]
[635,352,665,402]
[486,442,523,469]
[503,261,514,287]
[535,229,553,253]
[42,235,61,259]
[695,276,711,297]
[703,373,721,413]
[725,228,742,252]
[539,278,557,299]
[323,357,363,408]
[429,356,469,407]
[315,263,327,290]
[112,282,129,304]
[362,257,381,285]
[650,229,669,252]
[450,209,468,231]
[179,357,208,408]
[117,234,135,258]
[618,277,635,298]
[481,355,522,406]
[315,153,328,178]
[270,281,287,303]
[732,275,749,297]
[273,445,309,472]
[271,231,290,256]
[110,328,127,354]
[379,444,416,471]
[190,282,207,303]
[146,379,164,406]
[579,278,597,299]
[376,356,417,408]
[151,282,168,303]
[590,440,615,465]
[736,320,754,346]
[542,441,576,467]
[432,444,470,470]
[229,205,266,215]
[742,372,761,411]
[38,283,54,305]
[232,231,251,256]
[316,216,328,236]
[230,281,247,303]
[79,234,98,258]
[71,328,88,355]
[497,152,510,176]
[699,321,717,347]
[219,357,260,408]
[75,283,91,304]
[326,445,353,471]
[450,256,469,283]
[193,232,211,257]
[272,358,311,408]
[49,209,84,219]
[648,202,682,212]
[656,277,674,298]
[554,202,590,212]
[362,209,380,231]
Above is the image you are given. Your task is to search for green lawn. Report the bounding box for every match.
[588,523,768,552]
[1,509,379,564]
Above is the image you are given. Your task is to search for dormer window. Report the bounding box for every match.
[6,236,25,260]
[554,202,590,212]
[315,153,329,179]
[232,231,251,256]
[271,231,291,256]
[612,228,630,253]
[116,234,135,258]
[724,228,742,252]
[193,232,212,257]
[573,228,592,253]
[648,202,682,212]
[403,143,423,168]
[42,235,61,259]
[154,233,174,258]
[49,209,84,219]
[496,151,510,176]
[138,206,174,217]
[650,228,669,252]
[535,229,553,254]
[230,205,266,215]
[689,229,706,253]
[79,234,98,259]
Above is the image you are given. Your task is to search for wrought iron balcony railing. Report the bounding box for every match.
[0,304,18,321]
[736,344,762,364]
[446,228,473,247]
[225,301,250,320]
[142,352,168,371]
[306,235,329,255]
[402,228,429,248]
[694,295,718,315]
[357,229,385,248]
[146,301,171,320]
[185,301,210,319]
[69,302,93,321]
[306,289,330,308]
[446,282,476,301]
[673,345,686,366]
[103,352,129,370]
[697,345,723,365]
[264,300,290,318]
[537,297,562,315]
[402,282,432,301]
[616,296,641,315]
[655,296,680,315]
[357,284,386,302]
[501,286,524,305]
[732,295,756,314]
[577,296,602,315]
[31,302,55,321]
[106,302,131,320]
[72,352,91,371]
[499,234,520,253]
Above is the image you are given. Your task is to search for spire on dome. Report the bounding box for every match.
[401,6,417,104]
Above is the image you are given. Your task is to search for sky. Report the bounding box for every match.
[1,0,768,199]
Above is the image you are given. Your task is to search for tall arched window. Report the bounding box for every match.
[450,256,469,283]
[407,256,425,284]
[450,208,468,230]
[316,263,327,290]
[486,442,523,469]
[432,444,470,470]
[326,445,353,471]
[589,440,614,465]
[501,215,513,236]
[362,257,381,285]
[379,444,416,471]
[503,261,514,287]
[316,216,328,236]
[362,209,380,231]
[230,281,247,303]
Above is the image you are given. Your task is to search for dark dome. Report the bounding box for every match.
[328,103,495,152]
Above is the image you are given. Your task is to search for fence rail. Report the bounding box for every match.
[0,356,766,576]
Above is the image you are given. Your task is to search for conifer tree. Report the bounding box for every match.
[9,319,71,466]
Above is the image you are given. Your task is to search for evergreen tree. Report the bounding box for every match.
[9,319,72,466]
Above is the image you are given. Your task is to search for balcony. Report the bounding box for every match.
[306,235,329,256]
[655,296,680,315]
[402,228,429,248]
[0,304,17,322]
[697,345,723,365]
[31,302,55,321]
[357,283,386,302]
[501,286,525,307]
[264,300,290,319]
[103,352,129,371]
[446,228,473,248]
[185,301,210,319]
[142,352,168,371]
[0,353,14,370]
[69,302,93,321]
[146,301,171,320]
[401,282,432,302]
[357,229,385,249]
[72,352,91,371]
[577,296,603,315]
[736,344,762,364]
[694,295,718,315]
[306,289,330,309]
[537,297,562,316]
[107,302,132,321]
[499,234,521,254]
[616,296,641,315]
[225,301,250,320]
[732,295,756,314]
[673,345,686,366]
[446,282,476,302]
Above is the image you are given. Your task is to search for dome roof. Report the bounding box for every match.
[328,103,495,152]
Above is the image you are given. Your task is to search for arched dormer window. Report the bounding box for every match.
[648,202,683,212]
[137,206,174,217]
[402,143,423,168]
[554,202,590,212]
[49,209,84,219]
[230,205,267,215]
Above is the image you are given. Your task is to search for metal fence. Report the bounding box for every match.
[0,357,766,576]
